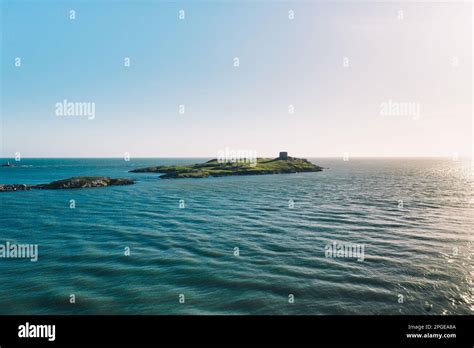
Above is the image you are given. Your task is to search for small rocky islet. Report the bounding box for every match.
[0,176,134,192]
[1,153,322,191]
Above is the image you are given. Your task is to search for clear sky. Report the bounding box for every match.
[1,0,472,158]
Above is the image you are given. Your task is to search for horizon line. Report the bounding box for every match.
[0,156,471,159]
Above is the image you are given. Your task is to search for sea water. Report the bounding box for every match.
[0,158,472,314]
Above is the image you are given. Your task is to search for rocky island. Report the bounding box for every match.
[0,176,134,192]
[130,152,323,179]
[0,153,321,191]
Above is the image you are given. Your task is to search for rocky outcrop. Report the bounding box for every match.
[34,177,134,189]
[0,184,32,192]
[0,177,134,192]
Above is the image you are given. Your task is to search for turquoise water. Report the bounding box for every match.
[0,158,472,315]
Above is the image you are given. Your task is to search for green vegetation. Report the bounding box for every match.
[130,157,323,179]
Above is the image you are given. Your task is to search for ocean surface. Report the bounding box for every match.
[0,158,472,315]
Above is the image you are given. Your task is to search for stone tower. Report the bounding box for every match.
[279,152,288,160]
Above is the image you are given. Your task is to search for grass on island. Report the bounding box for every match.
[130,157,322,179]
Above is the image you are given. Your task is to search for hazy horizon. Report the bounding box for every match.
[1,155,472,160]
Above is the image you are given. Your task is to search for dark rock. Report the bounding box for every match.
[0,184,32,192]
[33,176,134,189]
[1,177,134,192]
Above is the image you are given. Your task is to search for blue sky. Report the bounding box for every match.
[1,0,472,157]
